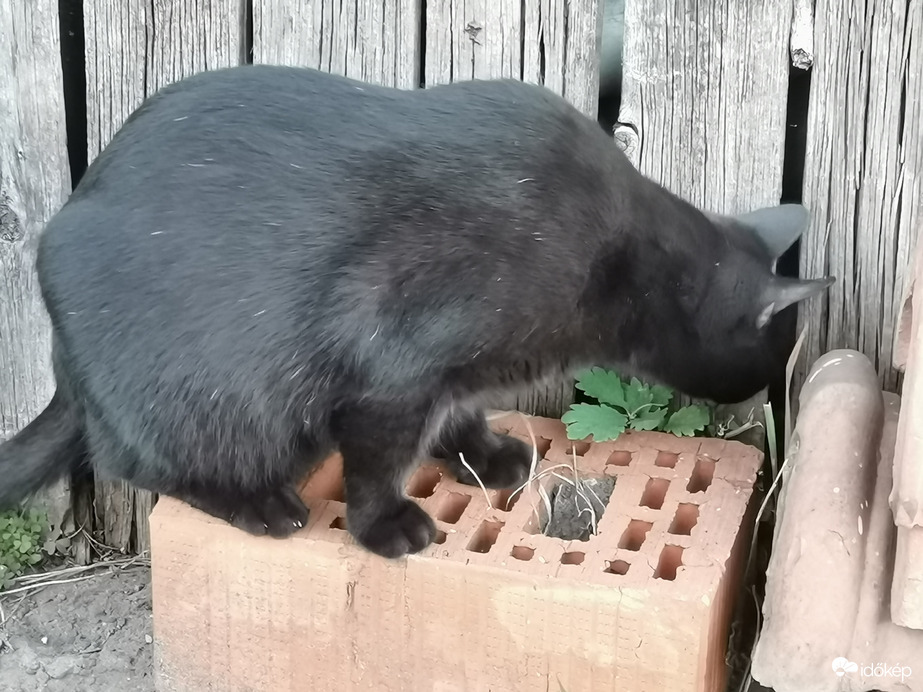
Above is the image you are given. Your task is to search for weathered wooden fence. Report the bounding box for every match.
[1,0,921,559]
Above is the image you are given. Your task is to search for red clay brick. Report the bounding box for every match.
[151,413,761,691]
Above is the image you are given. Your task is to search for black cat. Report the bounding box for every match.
[0,65,832,558]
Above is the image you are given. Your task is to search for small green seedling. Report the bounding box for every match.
[562,367,711,441]
[0,507,48,590]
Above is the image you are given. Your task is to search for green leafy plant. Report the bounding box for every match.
[562,367,711,441]
[0,507,48,590]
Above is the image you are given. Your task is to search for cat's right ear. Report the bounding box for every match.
[734,204,810,260]
[757,275,836,328]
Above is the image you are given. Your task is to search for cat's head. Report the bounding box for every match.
[622,204,834,404]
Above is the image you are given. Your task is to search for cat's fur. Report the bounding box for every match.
[0,65,832,558]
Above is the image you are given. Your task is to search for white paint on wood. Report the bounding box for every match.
[0,0,73,526]
[253,0,421,88]
[83,0,246,552]
[798,0,923,395]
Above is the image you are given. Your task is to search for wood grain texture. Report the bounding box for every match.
[522,0,603,117]
[253,0,422,88]
[425,0,521,85]
[798,0,923,395]
[618,0,796,443]
[0,0,73,526]
[83,0,246,552]
[425,0,602,118]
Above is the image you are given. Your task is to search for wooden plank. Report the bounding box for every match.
[522,0,604,118]
[798,0,923,395]
[425,0,521,85]
[83,0,246,553]
[253,0,421,88]
[0,1,73,529]
[424,0,602,118]
[618,0,795,444]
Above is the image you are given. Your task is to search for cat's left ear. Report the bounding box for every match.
[734,203,810,260]
[757,275,835,328]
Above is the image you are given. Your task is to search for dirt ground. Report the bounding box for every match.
[0,564,153,692]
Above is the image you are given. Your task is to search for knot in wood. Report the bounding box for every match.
[0,193,23,243]
[613,122,640,159]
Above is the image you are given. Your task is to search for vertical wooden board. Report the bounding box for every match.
[798,0,923,394]
[84,0,246,552]
[253,0,421,88]
[618,0,791,209]
[0,1,73,521]
[618,0,794,441]
[85,0,246,159]
[425,0,602,118]
[424,0,522,86]
[522,0,604,117]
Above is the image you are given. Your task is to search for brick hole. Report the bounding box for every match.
[668,503,700,535]
[329,516,347,531]
[535,436,553,458]
[653,545,684,581]
[606,450,632,467]
[640,478,670,509]
[655,451,679,468]
[435,492,471,524]
[561,551,585,565]
[406,465,442,498]
[466,520,504,553]
[605,559,630,576]
[687,456,716,493]
[302,467,345,502]
[490,488,521,512]
[566,440,591,457]
[510,546,534,561]
[433,530,447,545]
[618,519,653,551]
[529,476,615,541]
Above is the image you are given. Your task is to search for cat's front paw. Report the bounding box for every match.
[348,499,436,558]
[451,435,533,490]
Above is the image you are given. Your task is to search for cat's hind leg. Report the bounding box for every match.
[84,415,309,538]
[430,407,532,490]
[174,482,309,538]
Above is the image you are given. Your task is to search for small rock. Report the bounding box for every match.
[18,646,41,673]
[45,655,78,679]
[544,476,616,541]
[40,636,48,645]
[145,634,153,644]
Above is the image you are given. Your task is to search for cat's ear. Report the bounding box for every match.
[735,204,810,260]
[757,275,835,328]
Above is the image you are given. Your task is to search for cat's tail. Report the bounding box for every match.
[0,390,85,508]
